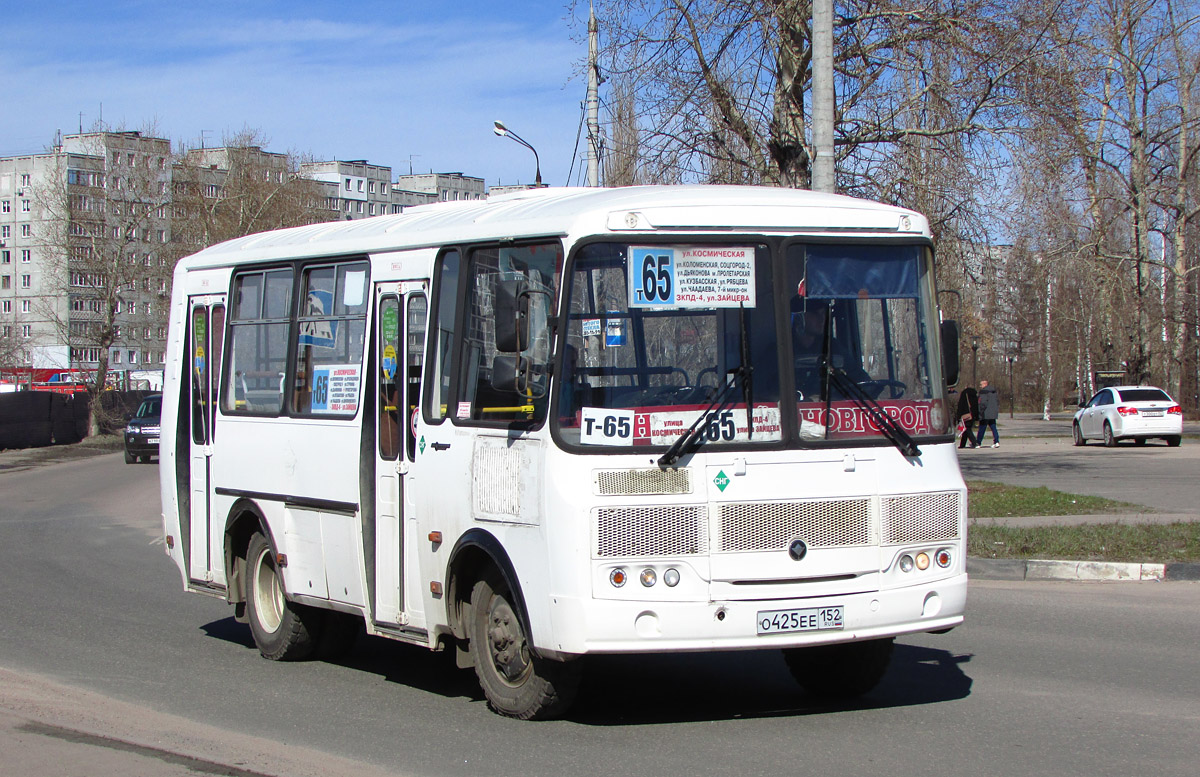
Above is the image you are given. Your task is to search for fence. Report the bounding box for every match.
[0,390,153,450]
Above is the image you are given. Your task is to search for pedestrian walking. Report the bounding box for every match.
[955,384,979,448]
[975,378,1000,447]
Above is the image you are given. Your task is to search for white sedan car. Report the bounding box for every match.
[1073,385,1182,447]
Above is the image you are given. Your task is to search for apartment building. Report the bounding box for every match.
[1,130,172,378]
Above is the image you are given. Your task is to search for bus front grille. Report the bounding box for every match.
[595,505,708,557]
[881,492,960,544]
[592,492,961,558]
[594,468,692,496]
[717,499,875,552]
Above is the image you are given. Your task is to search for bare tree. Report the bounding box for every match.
[169,128,335,256]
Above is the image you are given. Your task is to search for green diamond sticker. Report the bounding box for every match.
[713,470,730,492]
[419,436,426,454]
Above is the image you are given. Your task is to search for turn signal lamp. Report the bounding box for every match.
[915,552,931,571]
[1117,406,1139,416]
[936,548,953,568]
[609,568,627,588]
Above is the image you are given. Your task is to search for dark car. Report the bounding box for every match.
[124,394,162,463]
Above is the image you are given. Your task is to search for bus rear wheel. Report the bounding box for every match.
[783,637,894,699]
[245,532,318,661]
[467,571,580,720]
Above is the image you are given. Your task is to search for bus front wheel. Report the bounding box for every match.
[245,532,318,661]
[783,637,894,699]
[467,571,580,720]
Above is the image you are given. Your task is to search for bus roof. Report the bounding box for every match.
[178,185,930,269]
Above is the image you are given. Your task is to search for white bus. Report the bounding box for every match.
[159,185,967,719]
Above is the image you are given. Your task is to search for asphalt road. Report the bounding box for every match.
[957,415,1200,514]
[1,451,1199,776]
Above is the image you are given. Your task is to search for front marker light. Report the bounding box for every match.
[609,568,627,588]
[899,555,915,573]
[916,552,931,571]
[640,568,657,587]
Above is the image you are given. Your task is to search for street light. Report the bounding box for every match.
[971,337,979,387]
[493,120,542,187]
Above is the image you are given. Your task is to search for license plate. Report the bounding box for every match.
[757,605,844,635]
[147,437,159,444]
[1141,410,1163,417]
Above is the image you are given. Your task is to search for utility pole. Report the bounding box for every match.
[811,0,835,193]
[586,2,601,187]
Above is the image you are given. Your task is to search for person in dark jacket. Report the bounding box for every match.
[975,379,1000,447]
[956,385,979,448]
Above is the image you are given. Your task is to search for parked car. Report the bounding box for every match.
[1073,385,1182,447]
[124,394,162,463]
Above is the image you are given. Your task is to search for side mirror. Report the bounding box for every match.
[491,354,547,399]
[494,279,529,353]
[941,320,960,386]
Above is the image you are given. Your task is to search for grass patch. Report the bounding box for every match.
[969,522,1200,563]
[967,479,1138,519]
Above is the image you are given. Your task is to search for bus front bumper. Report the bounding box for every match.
[541,573,967,656]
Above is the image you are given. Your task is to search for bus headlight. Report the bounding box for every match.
[915,552,931,571]
[663,568,680,587]
[899,554,915,573]
[640,568,657,587]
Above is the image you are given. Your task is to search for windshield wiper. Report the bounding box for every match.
[658,365,747,468]
[826,368,922,458]
[739,302,754,439]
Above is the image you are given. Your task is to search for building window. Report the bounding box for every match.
[1,200,9,213]
[113,351,122,364]
[2,326,10,337]
[21,275,31,288]
[1,301,9,313]
[21,250,31,263]
[20,174,31,186]
[22,200,30,212]
[1,250,8,263]
[21,325,31,338]
[1,226,9,239]
[21,224,31,237]
[345,178,352,190]
[128,350,138,364]
[2,276,10,289]
[21,300,30,313]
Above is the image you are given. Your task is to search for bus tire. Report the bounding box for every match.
[783,637,894,699]
[467,571,580,720]
[245,532,318,661]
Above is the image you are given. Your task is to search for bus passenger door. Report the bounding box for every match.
[373,284,427,625]
[186,296,225,584]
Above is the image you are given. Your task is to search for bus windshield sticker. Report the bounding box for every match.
[580,318,602,337]
[311,363,361,414]
[629,246,756,309]
[579,407,635,445]
[576,405,782,446]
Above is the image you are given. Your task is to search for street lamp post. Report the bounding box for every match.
[1006,354,1017,418]
[493,120,542,187]
[971,338,979,387]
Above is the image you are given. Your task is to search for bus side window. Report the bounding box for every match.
[406,293,427,459]
[377,295,401,460]
[225,269,291,415]
[425,251,459,422]
[293,261,369,416]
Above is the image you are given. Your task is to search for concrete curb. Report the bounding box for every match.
[968,556,1200,582]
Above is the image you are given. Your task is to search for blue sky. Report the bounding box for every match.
[0,1,591,187]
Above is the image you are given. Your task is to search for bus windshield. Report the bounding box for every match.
[555,241,949,450]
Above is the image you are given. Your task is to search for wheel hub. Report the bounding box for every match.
[487,599,531,685]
